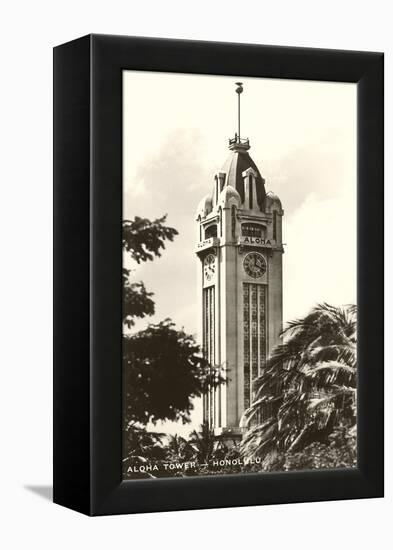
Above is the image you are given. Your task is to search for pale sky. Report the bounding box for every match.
[123,71,357,435]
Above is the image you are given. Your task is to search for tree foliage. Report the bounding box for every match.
[123,424,243,479]
[122,215,178,326]
[122,425,167,478]
[240,303,357,467]
[164,434,195,463]
[122,212,226,472]
[123,281,155,328]
[265,426,357,471]
[123,320,223,426]
[123,215,178,265]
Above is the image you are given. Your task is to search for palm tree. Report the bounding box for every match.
[240,303,357,466]
[187,424,241,474]
[188,423,217,464]
[164,434,194,462]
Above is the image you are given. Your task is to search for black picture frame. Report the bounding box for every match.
[53,34,384,516]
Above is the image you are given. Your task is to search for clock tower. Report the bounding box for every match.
[195,83,284,440]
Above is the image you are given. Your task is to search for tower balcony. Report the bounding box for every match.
[195,236,220,255]
[228,136,250,151]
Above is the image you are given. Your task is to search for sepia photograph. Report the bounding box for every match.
[122,71,357,480]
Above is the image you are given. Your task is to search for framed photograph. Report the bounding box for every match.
[54,35,384,515]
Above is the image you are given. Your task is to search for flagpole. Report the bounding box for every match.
[235,82,243,143]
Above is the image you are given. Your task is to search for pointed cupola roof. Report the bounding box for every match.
[221,140,266,210]
[220,82,266,211]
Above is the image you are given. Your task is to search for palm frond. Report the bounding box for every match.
[241,303,357,464]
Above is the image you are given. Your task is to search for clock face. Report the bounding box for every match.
[243,252,267,279]
[204,254,216,282]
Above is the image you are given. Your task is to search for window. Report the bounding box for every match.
[205,224,217,239]
[241,223,265,238]
[273,211,277,240]
[243,283,266,410]
[231,205,236,239]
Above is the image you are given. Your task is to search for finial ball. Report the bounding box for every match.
[235,82,243,94]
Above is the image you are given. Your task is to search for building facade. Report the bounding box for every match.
[195,129,284,440]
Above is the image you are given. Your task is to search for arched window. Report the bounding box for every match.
[273,211,277,240]
[205,224,217,239]
[249,180,253,209]
[241,223,265,238]
[231,205,236,239]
